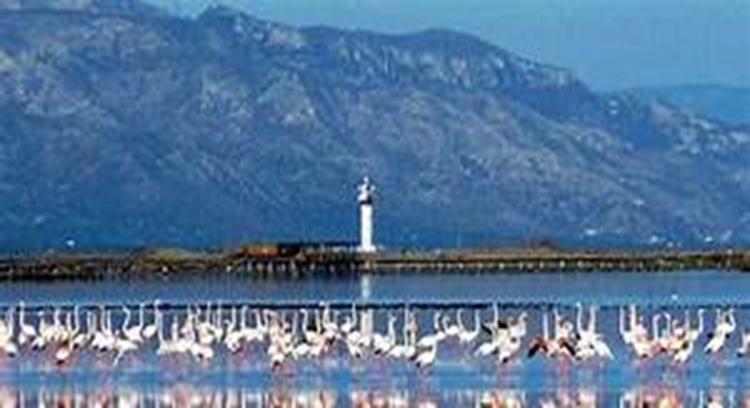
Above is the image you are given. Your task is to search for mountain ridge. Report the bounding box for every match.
[628,84,750,126]
[0,0,162,14]
[0,1,748,251]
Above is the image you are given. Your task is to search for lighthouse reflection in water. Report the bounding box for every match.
[1,270,750,406]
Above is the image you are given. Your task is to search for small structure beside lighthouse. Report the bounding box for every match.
[358,176,376,253]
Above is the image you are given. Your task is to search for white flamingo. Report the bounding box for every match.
[670,309,703,365]
[141,300,159,340]
[442,311,462,338]
[31,310,51,350]
[123,304,145,344]
[248,308,269,344]
[389,309,417,360]
[704,308,736,355]
[414,341,437,370]
[575,305,612,361]
[417,311,445,349]
[372,313,397,355]
[224,306,244,354]
[17,302,37,347]
[0,307,18,357]
[457,309,481,345]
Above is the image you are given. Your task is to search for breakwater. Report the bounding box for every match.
[0,244,747,281]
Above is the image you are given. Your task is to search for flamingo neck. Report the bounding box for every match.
[138,304,145,328]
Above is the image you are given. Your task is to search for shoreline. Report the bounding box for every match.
[0,244,748,281]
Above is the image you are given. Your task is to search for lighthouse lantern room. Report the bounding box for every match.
[358,176,376,253]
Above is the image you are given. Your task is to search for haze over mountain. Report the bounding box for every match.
[0,0,748,251]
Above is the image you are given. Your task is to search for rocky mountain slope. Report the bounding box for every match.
[0,1,748,251]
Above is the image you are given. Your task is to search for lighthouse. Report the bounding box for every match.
[358,176,376,253]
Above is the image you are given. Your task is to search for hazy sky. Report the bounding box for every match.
[152,0,749,90]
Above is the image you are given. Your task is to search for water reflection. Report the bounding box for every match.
[0,386,744,407]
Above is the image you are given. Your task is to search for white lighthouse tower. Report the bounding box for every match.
[358,176,376,253]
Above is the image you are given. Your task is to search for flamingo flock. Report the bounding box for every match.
[619,305,742,365]
[0,301,746,370]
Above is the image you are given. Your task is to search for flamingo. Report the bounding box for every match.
[704,309,736,355]
[53,308,77,365]
[575,305,612,361]
[90,307,111,352]
[31,310,51,350]
[189,337,214,362]
[210,302,225,343]
[300,308,318,346]
[224,306,244,354]
[196,304,220,346]
[417,311,445,349]
[340,304,357,336]
[123,304,145,344]
[496,328,523,364]
[241,308,267,344]
[625,312,663,360]
[17,302,37,347]
[141,300,159,340]
[443,310,462,338]
[342,307,368,360]
[172,308,213,363]
[457,309,481,345]
[476,310,525,362]
[291,310,314,360]
[54,341,73,366]
[49,306,65,343]
[482,311,527,364]
[340,306,367,359]
[672,333,694,365]
[0,307,18,357]
[619,306,634,346]
[267,313,290,369]
[621,305,650,351]
[372,313,397,355]
[112,307,140,366]
[475,329,499,358]
[414,341,437,370]
[101,308,118,351]
[92,308,117,353]
[388,308,417,360]
[510,312,528,340]
[527,311,555,358]
[689,308,705,342]
[156,307,178,356]
[70,309,93,350]
[669,309,704,365]
[320,302,338,343]
[528,310,576,361]
[157,309,192,358]
[552,308,575,343]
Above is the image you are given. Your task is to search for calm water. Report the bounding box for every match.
[4,269,749,306]
[1,269,749,406]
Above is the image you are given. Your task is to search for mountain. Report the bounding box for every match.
[0,1,748,251]
[629,84,750,126]
[0,0,161,14]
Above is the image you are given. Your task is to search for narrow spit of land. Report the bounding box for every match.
[0,243,748,281]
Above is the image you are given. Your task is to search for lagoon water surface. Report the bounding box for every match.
[1,270,749,406]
